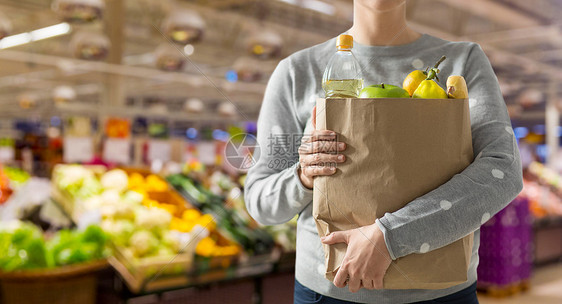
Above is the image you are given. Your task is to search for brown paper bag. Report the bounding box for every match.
[313,98,474,290]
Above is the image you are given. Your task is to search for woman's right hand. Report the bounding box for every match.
[297,106,346,189]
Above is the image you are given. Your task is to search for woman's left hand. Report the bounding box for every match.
[320,223,392,293]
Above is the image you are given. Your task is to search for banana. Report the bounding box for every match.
[446,76,468,99]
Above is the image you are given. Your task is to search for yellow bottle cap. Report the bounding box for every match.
[336,34,353,49]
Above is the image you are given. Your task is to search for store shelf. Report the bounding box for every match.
[110,248,284,295]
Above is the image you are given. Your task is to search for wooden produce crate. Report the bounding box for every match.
[0,259,108,304]
[109,188,242,293]
[108,244,195,293]
[194,231,242,272]
[146,189,191,218]
[50,164,106,223]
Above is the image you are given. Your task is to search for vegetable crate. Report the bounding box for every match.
[0,259,108,304]
[108,244,195,293]
[166,174,276,257]
[51,165,107,223]
[194,231,241,272]
[477,196,533,296]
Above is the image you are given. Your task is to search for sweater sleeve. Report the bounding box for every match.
[244,58,314,225]
[377,44,524,260]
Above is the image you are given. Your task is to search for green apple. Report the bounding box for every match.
[359,83,411,98]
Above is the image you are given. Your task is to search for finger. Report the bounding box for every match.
[361,279,375,290]
[301,130,336,143]
[299,141,345,154]
[374,276,384,290]
[321,231,348,245]
[302,165,336,178]
[312,106,316,130]
[300,153,345,167]
[348,276,361,293]
[333,264,349,288]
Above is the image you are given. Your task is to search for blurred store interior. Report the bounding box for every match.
[0,0,562,303]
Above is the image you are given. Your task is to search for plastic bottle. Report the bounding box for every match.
[322,34,363,98]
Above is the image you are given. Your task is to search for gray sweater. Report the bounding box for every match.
[245,34,523,303]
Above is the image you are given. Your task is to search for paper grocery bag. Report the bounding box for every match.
[313,98,474,290]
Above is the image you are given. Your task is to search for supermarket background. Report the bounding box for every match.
[0,0,562,303]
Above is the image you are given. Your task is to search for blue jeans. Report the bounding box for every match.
[294,280,479,304]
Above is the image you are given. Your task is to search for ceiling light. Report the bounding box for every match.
[30,22,71,41]
[0,22,71,49]
[0,33,32,49]
[184,98,204,113]
[161,9,205,44]
[155,43,186,71]
[53,85,77,103]
[233,57,263,82]
[183,44,195,56]
[246,29,283,59]
[302,0,335,15]
[52,0,105,23]
[217,102,238,117]
[71,30,110,60]
[278,0,335,15]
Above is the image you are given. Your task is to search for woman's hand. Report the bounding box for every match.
[321,223,392,293]
[297,106,346,189]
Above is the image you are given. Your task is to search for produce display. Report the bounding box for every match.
[98,191,180,260]
[105,118,130,138]
[167,170,275,256]
[208,170,297,253]
[524,162,562,217]
[2,166,30,188]
[127,172,169,192]
[52,165,240,262]
[0,221,108,271]
[0,165,30,205]
[208,171,254,225]
[128,170,241,259]
[0,165,12,205]
[264,216,297,252]
[0,161,295,293]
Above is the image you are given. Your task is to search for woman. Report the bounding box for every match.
[245,0,523,303]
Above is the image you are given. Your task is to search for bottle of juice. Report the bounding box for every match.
[322,34,363,98]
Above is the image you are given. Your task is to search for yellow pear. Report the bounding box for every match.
[412,80,448,99]
[403,56,446,97]
[411,56,448,99]
[446,76,469,99]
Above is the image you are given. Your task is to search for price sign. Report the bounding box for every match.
[0,147,15,163]
[103,138,131,164]
[63,137,93,163]
[148,140,171,163]
[198,141,216,165]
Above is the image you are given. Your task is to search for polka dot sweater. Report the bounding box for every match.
[244,34,523,303]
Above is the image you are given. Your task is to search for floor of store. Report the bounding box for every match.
[478,263,562,304]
